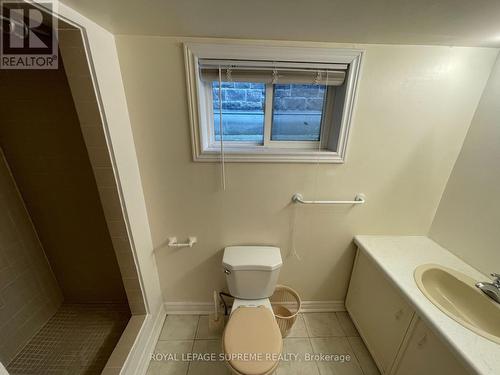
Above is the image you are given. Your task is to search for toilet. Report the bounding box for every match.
[222,246,283,375]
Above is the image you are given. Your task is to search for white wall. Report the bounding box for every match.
[429,53,500,275]
[114,36,498,303]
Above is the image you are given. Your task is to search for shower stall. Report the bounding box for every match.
[0,9,146,375]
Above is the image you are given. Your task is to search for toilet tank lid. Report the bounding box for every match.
[223,246,282,271]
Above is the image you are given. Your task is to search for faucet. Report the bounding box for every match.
[475,273,500,304]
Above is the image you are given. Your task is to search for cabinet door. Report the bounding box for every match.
[392,318,471,375]
[346,250,414,374]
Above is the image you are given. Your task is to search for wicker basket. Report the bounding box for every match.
[270,285,301,337]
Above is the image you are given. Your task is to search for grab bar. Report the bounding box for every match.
[292,193,366,205]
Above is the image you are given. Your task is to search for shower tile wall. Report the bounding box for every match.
[58,28,146,314]
[0,56,126,304]
[0,152,63,365]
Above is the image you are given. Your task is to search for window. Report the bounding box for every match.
[185,43,363,163]
[213,81,266,143]
[271,84,327,142]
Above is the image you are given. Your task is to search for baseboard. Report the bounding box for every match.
[121,303,166,375]
[299,300,346,312]
[164,300,345,314]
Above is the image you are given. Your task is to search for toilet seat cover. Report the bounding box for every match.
[223,306,282,375]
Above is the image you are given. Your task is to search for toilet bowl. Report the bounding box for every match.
[222,246,283,375]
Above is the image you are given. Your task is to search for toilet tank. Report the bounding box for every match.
[223,246,282,299]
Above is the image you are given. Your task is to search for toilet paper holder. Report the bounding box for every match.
[168,236,197,248]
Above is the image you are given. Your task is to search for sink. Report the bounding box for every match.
[414,264,500,344]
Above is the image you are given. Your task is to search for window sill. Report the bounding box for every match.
[194,146,345,163]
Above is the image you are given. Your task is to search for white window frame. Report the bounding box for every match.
[184,42,363,163]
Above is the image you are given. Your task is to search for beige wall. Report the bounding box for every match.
[0,151,62,365]
[0,59,126,303]
[115,37,498,302]
[429,54,500,275]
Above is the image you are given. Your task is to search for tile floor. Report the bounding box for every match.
[7,303,130,375]
[147,312,380,375]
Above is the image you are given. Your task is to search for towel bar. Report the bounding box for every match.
[291,193,366,205]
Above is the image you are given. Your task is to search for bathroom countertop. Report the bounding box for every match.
[353,235,500,375]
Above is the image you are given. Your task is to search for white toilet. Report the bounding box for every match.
[222,246,283,375]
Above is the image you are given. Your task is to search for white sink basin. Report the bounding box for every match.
[414,264,500,344]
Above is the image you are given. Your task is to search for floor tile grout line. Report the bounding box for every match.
[346,336,368,375]
[335,311,348,337]
[158,314,201,341]
[303,313,313,338]
[306,312,371,375]
[187,317,198,374]
[185,337,196,375]
[194,314,201,340]
[305,318,322,374]
[306,336,323,375]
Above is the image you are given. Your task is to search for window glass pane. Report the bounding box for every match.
[213,82,265,142]
[271,84,327,141]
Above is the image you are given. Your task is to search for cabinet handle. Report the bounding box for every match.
[395,309,404,320]
[417,334,427,348]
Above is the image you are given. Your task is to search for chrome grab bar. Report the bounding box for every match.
[292,193,366,205]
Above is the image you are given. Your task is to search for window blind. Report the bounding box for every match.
[199,59,347,86]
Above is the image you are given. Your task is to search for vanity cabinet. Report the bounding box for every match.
[346,249,472,375]
[346,250,414,374]
[392,318,470,375]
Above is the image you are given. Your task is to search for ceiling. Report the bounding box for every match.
[61,0,500,47]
